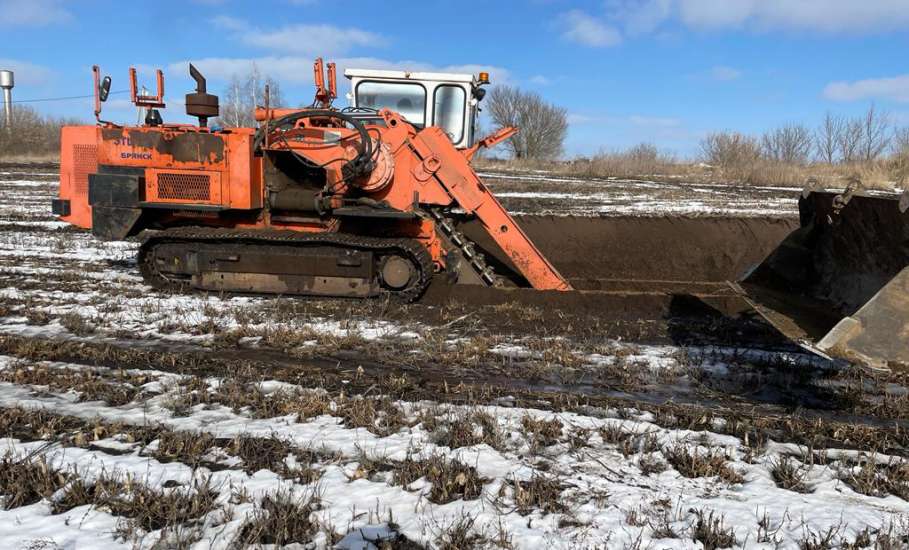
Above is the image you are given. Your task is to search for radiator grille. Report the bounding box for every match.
[156,172,211,201]
[72,145,97,197]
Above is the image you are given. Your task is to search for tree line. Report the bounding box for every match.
[0,105,79,158]
[701,105,905,170]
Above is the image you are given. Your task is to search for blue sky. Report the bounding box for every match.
[2,0,908,157]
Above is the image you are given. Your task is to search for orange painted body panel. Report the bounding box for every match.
[63,125,263,213]
[59,126,100,229]
[409,126,571,291]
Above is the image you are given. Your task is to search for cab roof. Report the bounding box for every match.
[344,68,475,84]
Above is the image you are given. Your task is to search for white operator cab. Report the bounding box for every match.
[344,68,490,149]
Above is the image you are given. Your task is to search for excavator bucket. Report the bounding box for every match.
[734,189,909,370]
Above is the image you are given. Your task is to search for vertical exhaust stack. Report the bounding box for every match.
[0,70,13,131]
[185,64,219,128]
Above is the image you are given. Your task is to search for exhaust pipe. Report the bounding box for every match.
[185,64,219,128]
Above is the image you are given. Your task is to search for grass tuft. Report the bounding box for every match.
[663,443,744,484]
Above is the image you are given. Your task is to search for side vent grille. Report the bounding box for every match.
[72,144,98,197]
[156,172,211,201]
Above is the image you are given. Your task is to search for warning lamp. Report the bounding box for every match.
[478,72,490,85]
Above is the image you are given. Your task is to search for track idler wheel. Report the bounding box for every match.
[379,255,416,291]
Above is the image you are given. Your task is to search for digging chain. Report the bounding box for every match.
[427,208,501,287]
[137,226,435,302]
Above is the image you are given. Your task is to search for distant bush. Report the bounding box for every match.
[699,132,761,174]
[761,123,813,165]
[0,105,80,160]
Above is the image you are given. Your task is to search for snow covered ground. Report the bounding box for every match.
[478,171,802,218]
[2,355,908,549]
[0,167,906,549]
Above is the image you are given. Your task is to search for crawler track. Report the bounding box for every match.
[138,227,435,302]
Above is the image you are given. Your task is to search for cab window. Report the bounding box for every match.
[355,81,426,126]
[433,85,466,143]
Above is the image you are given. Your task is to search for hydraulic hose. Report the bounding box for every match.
[253,109,375,177]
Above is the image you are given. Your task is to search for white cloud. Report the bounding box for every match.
[246,25,384,54]
[0,0,71,26]
[0,59,53,86]
[211,15,248,32]
[211,17,385,56]
[567,113,598,125]
[560,10,622,47]
[823,75,909,103]
[529,75,551,85]
[607,0,672,35]
[709,65,741,81]
[608,0,909,34]
[628,115,681,127]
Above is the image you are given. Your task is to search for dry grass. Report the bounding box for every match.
[0,406,323,485]
[0,406,88,442]
[152,430,217,468]
[621,432,661,458]
[426,409,505,451]
[645,402,902,460]
[110,477,218,539]
[499,471,566,515]
[234,490,320,547]
[177,377,334,422]
[336,396,407,436]
[692,510,737,550]
[0,406,161,449]
[838,458,909,501]
[24,309,51,325]
[476,151,903,190]
[1,450,217,539]
[599,421,629,445]
[226,434,324,484]
[0,153,60,163]
[770,456,812,493]
[59,312,95,336]
[0,453,67,510]
[638,453,669,476]
[521,414,563,450]
[51,473,125,514]
[0,363,148,406]
[433,513,490,550]
[392,454,485,504]
[663,444,744,484]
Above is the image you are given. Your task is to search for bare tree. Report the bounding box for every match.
[858,104,890,162]
[815,111,843,164]
[761,123,812,164]
[893,126,909,155]
[626,142,661,165]
[217,63,285,128]
[699,131,761,171]
[486,85,568,160]
[837,117,864,164]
